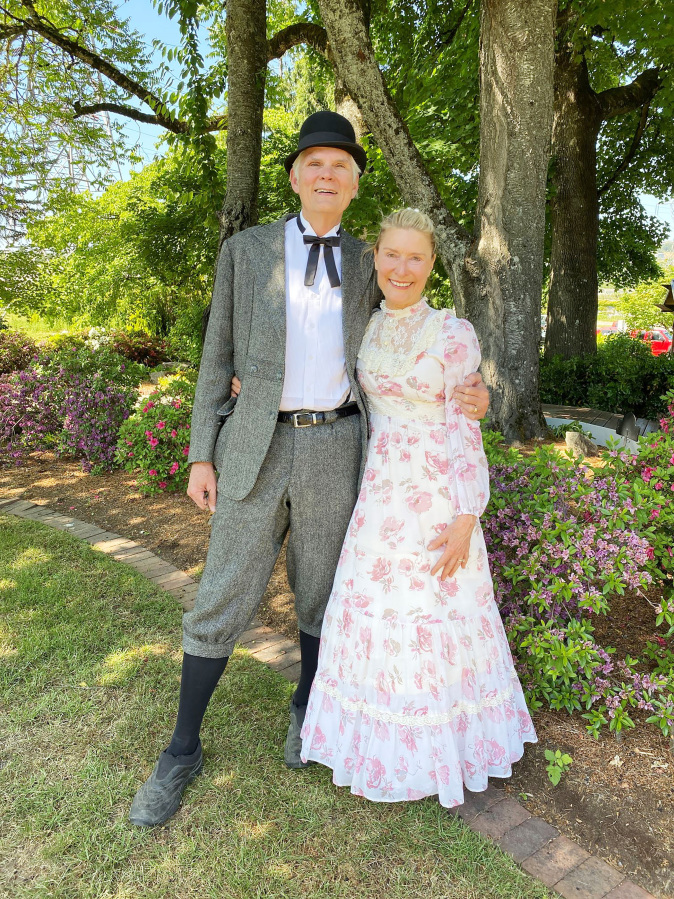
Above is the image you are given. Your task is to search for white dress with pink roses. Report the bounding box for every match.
[300,298,536,808]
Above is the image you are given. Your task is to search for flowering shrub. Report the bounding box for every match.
[115,375,195,494]
[0,344,141,470]
[0,330,38,374]
[109,331,171,368]
[483,438,674,739]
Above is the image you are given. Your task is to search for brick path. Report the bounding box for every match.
[0,496,658,899]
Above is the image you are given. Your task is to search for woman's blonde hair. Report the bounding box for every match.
[373,207,436,255]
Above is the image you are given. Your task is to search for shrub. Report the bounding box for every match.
[0,345,141,470]
[483,437,674,739]
[0,330,39,375]
[115,374,195,494]
[109,331,172,368]
[540,333,674,419]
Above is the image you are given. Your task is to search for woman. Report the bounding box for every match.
[300,209,536,807]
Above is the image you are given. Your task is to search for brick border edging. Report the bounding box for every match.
[0,497,656,899]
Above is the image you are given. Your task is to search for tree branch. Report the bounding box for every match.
[597,99,652,197]
[267,22,327,60]
[598,67,663,121]
[0,23,28,40]
[18,0,185,130]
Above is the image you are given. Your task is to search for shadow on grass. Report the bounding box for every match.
[0,515,551,899]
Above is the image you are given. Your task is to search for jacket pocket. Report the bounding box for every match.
[217,395,238,418]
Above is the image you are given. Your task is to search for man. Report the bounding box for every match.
[129,111,489,827]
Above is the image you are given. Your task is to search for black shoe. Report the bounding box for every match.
[284,702,314,769]
[129,741,203,827]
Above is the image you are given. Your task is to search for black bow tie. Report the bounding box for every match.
[296,215,342,288]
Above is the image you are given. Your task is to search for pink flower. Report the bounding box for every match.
[149,469,158,476]
[157,421,166,429]
[148,437,159,448]
[170,429,177,438]
[370,558,392,582]
[366,757,386,789]
[158,481,167,489]
[127,451,134,458]
[405,490,433,514]
[173,399,182,409]
[416,625,433,653]
[142,401,155,412]
[169,461,180,475]
[182,446,190,456]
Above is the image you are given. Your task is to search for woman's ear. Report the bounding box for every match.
[373,247,379,271]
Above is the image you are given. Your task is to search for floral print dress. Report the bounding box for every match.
[300,298,537,808]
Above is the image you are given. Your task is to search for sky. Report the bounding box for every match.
[113,1,673,239]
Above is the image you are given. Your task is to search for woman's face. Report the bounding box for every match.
[374,228,435,309]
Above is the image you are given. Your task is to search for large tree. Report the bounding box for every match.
[544,0,673,359]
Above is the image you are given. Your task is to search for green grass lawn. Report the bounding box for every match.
[0,515,551,899]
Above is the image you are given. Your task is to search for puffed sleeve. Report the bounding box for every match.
[442,315,490,517]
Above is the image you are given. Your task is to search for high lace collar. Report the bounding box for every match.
[380,297,429,318]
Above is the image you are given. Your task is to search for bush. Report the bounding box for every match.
[0,330,39,375]
[483,437,674,739]
[540,333,674,419]
[0,344,142,470]
[109,331,172,368]
[115,374,195,494]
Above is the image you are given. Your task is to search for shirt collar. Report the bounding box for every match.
[298,211,341,239]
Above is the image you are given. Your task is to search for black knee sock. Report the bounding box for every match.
[167,652,228,757]
[293,631,320,708]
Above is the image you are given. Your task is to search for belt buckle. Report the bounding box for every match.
[294,411,319,428]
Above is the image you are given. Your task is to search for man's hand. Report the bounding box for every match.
[187,461,217,512]
[453,372,489,421]
[231,375,241,398]
[429,515,476,580]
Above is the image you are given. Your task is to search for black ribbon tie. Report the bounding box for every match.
[297,215,341,288]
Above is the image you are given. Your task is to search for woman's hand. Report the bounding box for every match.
[230,375,241,398]
[428,515,476,580]
[452,373,489,420]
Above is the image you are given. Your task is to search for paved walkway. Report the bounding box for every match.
[0,496,657,899]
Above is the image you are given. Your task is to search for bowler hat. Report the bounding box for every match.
[284,111,367,175]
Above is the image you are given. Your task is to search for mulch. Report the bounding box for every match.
[1,452,672,898]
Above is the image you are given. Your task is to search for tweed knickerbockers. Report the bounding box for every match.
[182,413,362,659]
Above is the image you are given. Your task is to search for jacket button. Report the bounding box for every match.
[250,364,258,373]
[277,372,283,380]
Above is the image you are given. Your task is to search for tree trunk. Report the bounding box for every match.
[544,48,602,359]
[219,0,267,241]
[465,0,555,438]
[317,0,554,440]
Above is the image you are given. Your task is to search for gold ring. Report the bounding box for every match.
[473,405,478,413]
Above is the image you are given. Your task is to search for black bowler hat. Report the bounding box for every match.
[284,110,367,175]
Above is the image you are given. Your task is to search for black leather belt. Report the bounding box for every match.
[278,402,360,428]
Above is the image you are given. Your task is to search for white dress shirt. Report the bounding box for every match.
[280,212,352,412]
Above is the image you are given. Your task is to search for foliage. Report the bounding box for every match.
[482,436,674,739]
[108,331,172,368]
[615,268,674,331]
[540,333,674,419]
[0,343,142,470]
[544,749,573,786]
[0,329,38,374]
[115,375,196,494]
[548,420,592,439]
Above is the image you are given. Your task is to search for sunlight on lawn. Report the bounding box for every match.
[98,643,175,686]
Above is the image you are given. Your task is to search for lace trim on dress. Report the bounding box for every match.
[314,676,516,726]
[359,301,446,377]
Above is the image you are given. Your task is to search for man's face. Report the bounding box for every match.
[290,147,359,221]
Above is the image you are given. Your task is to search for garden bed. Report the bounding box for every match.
[1,448,673,897]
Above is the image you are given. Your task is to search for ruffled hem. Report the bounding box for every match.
[301,681,537,808]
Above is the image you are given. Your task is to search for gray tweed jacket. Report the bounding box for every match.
[187,215,380,501]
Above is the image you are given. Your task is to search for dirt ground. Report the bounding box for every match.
[1,453,673,898]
